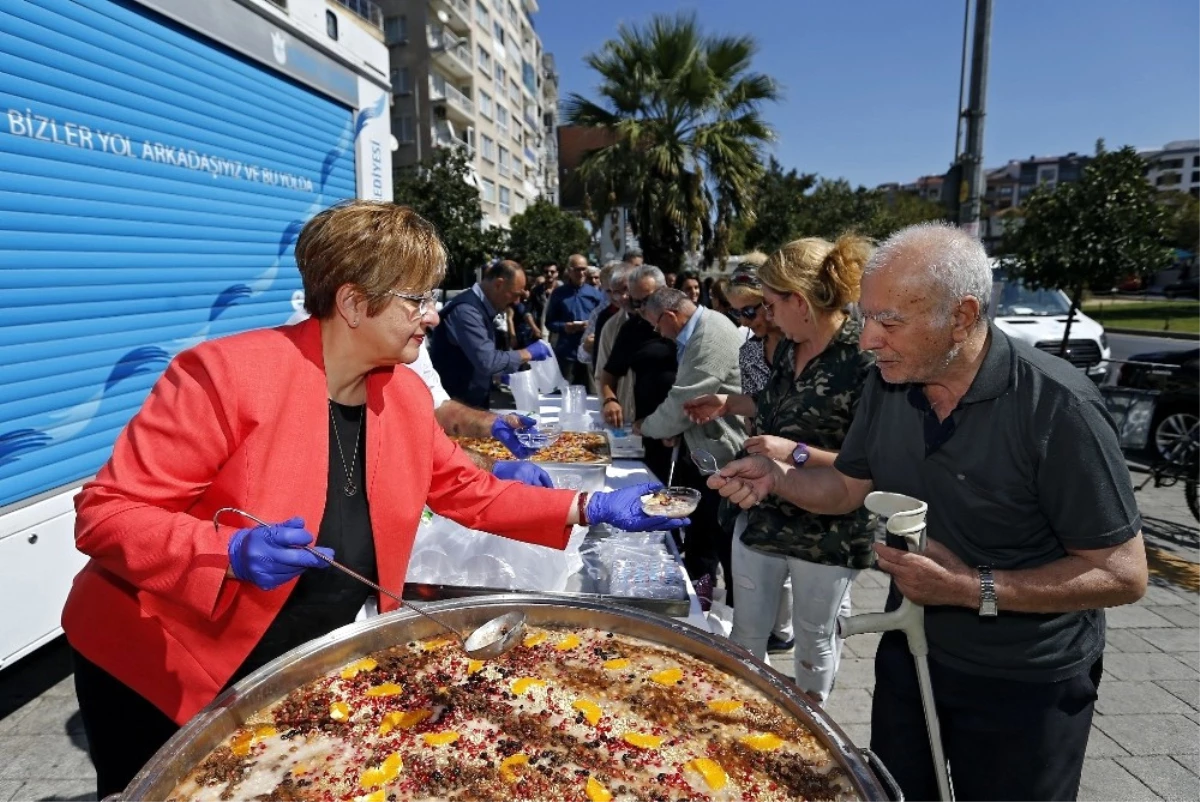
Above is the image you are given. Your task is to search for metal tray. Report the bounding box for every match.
[121,596,893,801]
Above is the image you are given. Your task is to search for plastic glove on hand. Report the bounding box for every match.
[491,414,539,458]
[586,482,691,532]
[227,517,333,591]
[527,340,554,361]
[492,459,555,488]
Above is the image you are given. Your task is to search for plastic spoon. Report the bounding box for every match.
[690,449,719,476]
[213,507,526,660]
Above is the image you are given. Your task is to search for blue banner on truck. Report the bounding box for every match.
[0,0,361,507]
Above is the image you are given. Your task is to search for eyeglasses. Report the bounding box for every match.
[629,296,646,310]
[733,304,762,321]
[761,291,791,313]
[387,289,437,318]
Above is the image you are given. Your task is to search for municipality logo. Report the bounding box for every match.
[271,31,287,65]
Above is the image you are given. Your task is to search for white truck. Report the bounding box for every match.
[0,0,392,669]
[990,263,1111,383]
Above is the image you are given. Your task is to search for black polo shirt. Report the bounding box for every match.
[835,325,1141,682]
[603,315,677,420]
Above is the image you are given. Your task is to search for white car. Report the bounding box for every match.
[990,268,1110,382]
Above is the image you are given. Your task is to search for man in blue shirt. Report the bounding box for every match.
[431,260,553,408]
[545,253,603,385]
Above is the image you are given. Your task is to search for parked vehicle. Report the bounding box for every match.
[990,265,1111,383]
[1116,348,1199,464]
[0,0,392,669]
[1163,277,1200,299]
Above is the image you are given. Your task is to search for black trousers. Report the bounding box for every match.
[870,632,1102,801]
[72,648,180,799]
[672,446,732,604]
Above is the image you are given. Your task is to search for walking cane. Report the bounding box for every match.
[838,491,954,802]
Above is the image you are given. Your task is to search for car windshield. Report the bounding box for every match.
[992,275,1071,316]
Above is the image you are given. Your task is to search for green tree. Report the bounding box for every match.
[393,148,500,288]
[742,158,817,253]
[873,192,949,237]
[564,12,778,269]
[1005,146,1172,352]
[1159,190,1200,256]
[505,199,591,271]
[740,162,947,253]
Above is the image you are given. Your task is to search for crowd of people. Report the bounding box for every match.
[419,217,1149,802]
[63,199,1148,802]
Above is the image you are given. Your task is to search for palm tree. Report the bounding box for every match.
[563,12,778,268]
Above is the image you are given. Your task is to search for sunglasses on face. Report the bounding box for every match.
[730,273,761,288]
[733,304,762,321]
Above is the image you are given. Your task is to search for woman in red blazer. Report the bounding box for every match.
[62,201,689,798]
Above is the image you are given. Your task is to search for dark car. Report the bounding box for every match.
[1117,347,1199,463]
[1163,276,1199,299]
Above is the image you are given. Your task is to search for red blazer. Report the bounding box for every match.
[62,318,574,724]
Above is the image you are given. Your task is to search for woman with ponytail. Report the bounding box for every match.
[684,234,876,702]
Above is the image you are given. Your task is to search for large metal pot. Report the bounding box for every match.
[122,595,900,800]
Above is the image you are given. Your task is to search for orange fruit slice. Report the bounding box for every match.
[364,682,403,697]
[586,776,613,802]
[500,753,529,782]
[622,731,665,749]
[602,658,630,670]
[555,633,582,651]
[422,731,460,746]
[329,701,351,721]
[340,658,378,679]
[650,667,683,685]
[511,677,546,695]
[522,631,549,647]
[740,732,784,751]
[687,758,728,790]
[378,709,431,735]
[572,699,602,726]
[707,699,743,713]
[467,659,485,675]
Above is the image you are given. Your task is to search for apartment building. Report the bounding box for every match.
[379,0,558,228]
[1141,139,1200,198]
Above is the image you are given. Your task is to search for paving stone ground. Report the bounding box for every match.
[0,468,1195,801]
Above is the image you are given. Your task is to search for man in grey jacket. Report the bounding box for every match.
[635,287,746,604]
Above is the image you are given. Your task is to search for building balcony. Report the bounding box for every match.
[432,122,475,158]
[429,0,471,35]
[428,26,472,79]
[331,0,383,29]
[430,73,474,124]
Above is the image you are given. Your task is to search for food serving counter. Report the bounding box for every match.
[405,393,712,631]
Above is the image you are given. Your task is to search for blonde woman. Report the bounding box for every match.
[685,235,876,702]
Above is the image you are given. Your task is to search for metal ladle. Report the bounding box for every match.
[690,448,720,476]
[213,507,526,659]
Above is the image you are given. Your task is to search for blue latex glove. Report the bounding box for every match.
[527,340,553,361]
[492,459,555,488]
[227,517,333,591]
[586,482,692,531]
[491,414,539,458]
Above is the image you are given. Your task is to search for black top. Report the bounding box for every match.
[835,325,1141,682]
[229,401,376,685]
[603,315,678,420]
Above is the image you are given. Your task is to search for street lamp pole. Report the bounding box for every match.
[958,0,993,238]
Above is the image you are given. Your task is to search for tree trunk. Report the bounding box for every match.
[1059,283,1083,357]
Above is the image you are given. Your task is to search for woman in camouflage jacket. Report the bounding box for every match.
[685,235,876,702]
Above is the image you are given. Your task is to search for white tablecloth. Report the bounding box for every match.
[448,393,711,631]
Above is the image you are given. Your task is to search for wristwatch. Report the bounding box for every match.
[977,566,998,617]
[790,442,810,467]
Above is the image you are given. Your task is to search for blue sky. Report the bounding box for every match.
[536,0,1200,188]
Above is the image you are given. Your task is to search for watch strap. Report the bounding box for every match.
[977,565,998,617]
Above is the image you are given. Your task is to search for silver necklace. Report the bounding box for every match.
[329,400,363,497]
